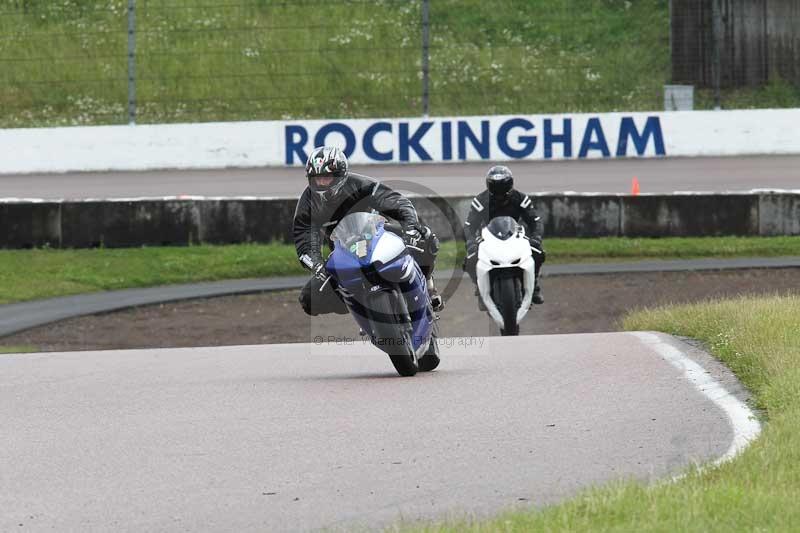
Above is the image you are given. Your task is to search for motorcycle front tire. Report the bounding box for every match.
[368,290,419,377]
[493,275,521,336]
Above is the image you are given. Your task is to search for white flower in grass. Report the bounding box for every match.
[585,70,601,82]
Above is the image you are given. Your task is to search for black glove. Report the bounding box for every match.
[467,233,483,256]
[529,237,543,252]
[312,262,330,284]
[403,227,423,248]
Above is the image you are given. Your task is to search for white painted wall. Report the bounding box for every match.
[1,109,798,174]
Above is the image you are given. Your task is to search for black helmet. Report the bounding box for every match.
[486,165,513,200]
[306,146,349,201]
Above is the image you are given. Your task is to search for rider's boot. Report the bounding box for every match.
[532,277,544,305]
[427,277,444,312]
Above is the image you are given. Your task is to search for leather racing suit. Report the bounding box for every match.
[293,172,438,316]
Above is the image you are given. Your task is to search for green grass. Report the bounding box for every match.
[0,345,36,354]
[0,0,673,126]
[412,294,800,531]
[4,2,798,127]
[0,242,302,305]
[695,77,800,110]
[0,236,798,305]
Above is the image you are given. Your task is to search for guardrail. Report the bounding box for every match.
[2,192,798,249]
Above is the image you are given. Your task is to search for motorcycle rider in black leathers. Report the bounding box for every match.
[294,146,444,316]
[463,165,546,305]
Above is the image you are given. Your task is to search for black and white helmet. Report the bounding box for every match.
[306,146,349,202]
[486,165,514,200]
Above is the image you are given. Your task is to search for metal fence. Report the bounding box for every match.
[0,0,797,128]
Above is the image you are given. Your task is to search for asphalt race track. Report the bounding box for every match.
[1,332,753,532]
[2,155,799,199]
[0,156,769,530]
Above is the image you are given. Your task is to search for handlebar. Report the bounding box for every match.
[383,222,404,236]
[383,222,423,251]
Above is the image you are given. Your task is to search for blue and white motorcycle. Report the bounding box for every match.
[326,212,440,376]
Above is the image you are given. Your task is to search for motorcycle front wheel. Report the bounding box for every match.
[367,290,419,377]
[492,275,521,336]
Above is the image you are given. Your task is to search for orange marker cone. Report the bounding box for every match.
[631,177,640,196]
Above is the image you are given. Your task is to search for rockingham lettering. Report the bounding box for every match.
[543,118,571,159]
[399,122,434,161]
[579,118,611,158]
[284,115,667,164]
[363,121,393,161]
[617,116,666,156]
[457,120,490,160]
[497,118,537,158]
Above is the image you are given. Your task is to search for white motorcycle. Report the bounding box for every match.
[475,216,537,336]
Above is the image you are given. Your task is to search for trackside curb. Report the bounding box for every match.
[631,332,762,466]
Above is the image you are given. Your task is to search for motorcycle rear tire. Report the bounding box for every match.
[418,332,440,372]
[368,290,419,377]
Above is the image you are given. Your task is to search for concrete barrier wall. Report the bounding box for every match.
[1,192,799,249]
[758,193,800,236]
[3,109,800,174]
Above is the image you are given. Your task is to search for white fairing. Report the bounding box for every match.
[372,230,414,282]
[372,230,405,262]
[476,224,536,329]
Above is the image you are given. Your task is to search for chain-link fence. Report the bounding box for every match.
[1,0,797,128]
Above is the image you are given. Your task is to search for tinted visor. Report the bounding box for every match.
[308,172,343,192]
[487,176,513,197]
[313,175,335,189]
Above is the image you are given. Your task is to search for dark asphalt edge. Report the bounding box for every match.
[2,257,800,339]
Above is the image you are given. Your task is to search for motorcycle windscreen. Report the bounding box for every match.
[486,216,519,240]
[330,212,387,253]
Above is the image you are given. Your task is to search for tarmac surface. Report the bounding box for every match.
[2,155,799,199]
[0,333,744,532]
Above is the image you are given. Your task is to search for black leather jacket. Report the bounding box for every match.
[464,189,544,252]
[293,172,421,271]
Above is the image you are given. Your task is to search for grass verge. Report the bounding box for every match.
[0,345,36,354]
[1,1,672,126]
[413,294,799,531]
[0,236,798,305]
[4,2,798,127]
